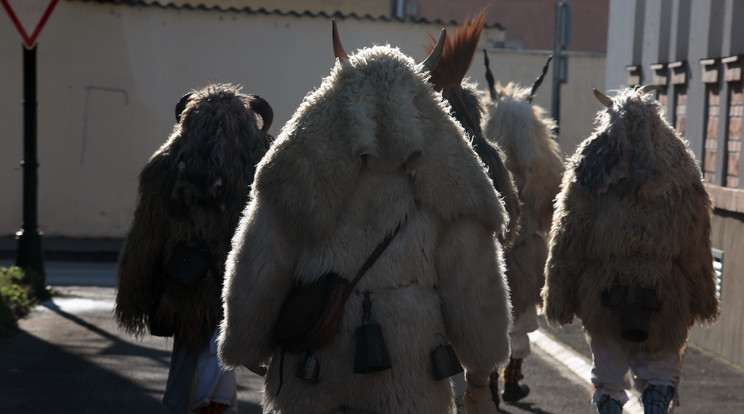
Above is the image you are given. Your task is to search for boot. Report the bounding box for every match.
[487,370,500,409]
[642,384,674,414]
[194,401,230,414]
[596,394,623,414]
[501,358,530,402]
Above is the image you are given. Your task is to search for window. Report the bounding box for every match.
[723,55,744,188]
[651,63,669,109]
[701,58,721,184]
[670,60,688,136]
[626,65,641,87]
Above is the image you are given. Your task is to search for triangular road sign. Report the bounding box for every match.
[1,0,59,49]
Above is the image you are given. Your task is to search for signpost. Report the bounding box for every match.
[1,0,59,278]
[551,0,571,135]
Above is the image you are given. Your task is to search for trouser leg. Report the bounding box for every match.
[630,347,681,414]
[589,335,631,408]
[192,329,238,413]
[163,336,199,414]
[509,306,538,359]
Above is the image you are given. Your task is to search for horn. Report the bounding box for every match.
[247,95,274,133]
[421,28,447,72]
[639,84,664,94]
[175,92,192,123]
[332,19,348,61]
[528,55,552,103]
[593,88,613,108]
[483,49,496,99]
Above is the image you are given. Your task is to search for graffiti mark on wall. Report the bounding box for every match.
[81,86,129,163]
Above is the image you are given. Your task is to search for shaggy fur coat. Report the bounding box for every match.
[425,14,521,247]
[442,82,521,248]
[115,84,273,352]
[218,45,512,413]
[542,87,719,352]
[483,83,563,316]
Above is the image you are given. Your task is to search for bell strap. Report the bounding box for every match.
[348,223,401,292]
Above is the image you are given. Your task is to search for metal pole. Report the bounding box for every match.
[551,0,571,137]
[15,44,45,279]
[551,14,561,135]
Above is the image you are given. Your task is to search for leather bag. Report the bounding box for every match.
[273,272,351,352]
[273,225,400,353]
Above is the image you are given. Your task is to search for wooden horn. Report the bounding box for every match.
[593,88,613,108]
[332,19,348,61]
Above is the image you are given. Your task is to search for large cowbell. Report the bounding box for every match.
[354,322,392,373]
[431,338,463,381]
[353,292,392,374]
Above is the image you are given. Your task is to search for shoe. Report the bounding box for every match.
[501,358,529,402]
[642,384,674,414]
[501,382,530,402]
[596,394,622,414]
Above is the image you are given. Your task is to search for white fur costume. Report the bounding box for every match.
[218,45,512,413]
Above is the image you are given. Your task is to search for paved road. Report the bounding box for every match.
[1,260,742,413]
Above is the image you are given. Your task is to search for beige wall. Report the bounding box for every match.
[481,49,606,160]
[146,0,392,17]
[0,2,602,239]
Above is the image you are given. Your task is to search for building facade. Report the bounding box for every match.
[605,0,744,367]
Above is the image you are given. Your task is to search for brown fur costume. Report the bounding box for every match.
[218,29,512,413]
[115,83,273,352]
[483,82,563,315]
[425,12,522,247]
[542,86,719,352]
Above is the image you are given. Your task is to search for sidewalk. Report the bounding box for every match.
[1,259,743,413]
[0,260,266,414]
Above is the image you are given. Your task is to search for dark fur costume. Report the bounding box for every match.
[115,83,273,352]
[542,86,719,352]
[425,12,521,247]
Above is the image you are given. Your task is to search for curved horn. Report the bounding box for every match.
[332,19,348,62]
[593,88,613,108]
[175,92,192,123]
[421,28,447,72]
[483,49,496,99]
[528,55,552,103]
[247,95,274,133]
[639,84,664,94]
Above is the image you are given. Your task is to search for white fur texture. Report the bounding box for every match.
[218,45,512,413]
[483,82,564,315]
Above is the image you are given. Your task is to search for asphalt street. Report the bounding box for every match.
[0,260,742,413]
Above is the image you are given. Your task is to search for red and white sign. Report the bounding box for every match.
[1,0,59,49]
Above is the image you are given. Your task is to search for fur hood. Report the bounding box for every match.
[542,86,719,352]
[219,44,512,413]
[257,45,507,242]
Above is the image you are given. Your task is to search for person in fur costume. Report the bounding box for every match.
[423,13,522,410]
[481,56,563,403]
[218,22,512,414]
[541,85,719,414]
[115,83,274,413]
[425,12,521,250]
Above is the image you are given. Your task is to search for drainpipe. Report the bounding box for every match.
[395,0,405,19]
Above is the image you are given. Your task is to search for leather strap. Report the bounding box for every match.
[348,223,401,292]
